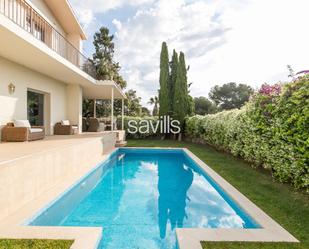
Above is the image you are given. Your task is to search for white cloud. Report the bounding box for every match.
[70,0,155,27]
[114,0,233,105]
[187,0,309,97]
[70,0,309,107]
[112,19,122,30]
[75,8,95,29]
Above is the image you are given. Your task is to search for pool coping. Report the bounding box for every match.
[0,149,113,249]
[124,147,299,249]
[178,148,299,249]
[0,147,298,249]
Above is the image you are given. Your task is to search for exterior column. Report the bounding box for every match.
[111,87,114,131]
[66,84,83,134]
[121,98,124,130]
[93,99,96,118]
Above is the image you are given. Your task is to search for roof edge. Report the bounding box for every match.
[66,0,87,40]
[44,0,87,40]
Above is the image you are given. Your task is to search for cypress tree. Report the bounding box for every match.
[182,52,189,114]
[169,50,178,113]
[173,52,189,128]
[159,42,170,117]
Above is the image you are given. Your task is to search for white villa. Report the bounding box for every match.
[0,1,301,249]
[0,2,127,246]
[0,0,126,136]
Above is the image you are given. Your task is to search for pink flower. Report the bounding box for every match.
[259,83,281,96]
[296,70,309,75]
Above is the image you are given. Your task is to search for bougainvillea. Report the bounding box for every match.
[259,83,281,96]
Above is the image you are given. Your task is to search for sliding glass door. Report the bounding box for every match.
[27,90,44,126]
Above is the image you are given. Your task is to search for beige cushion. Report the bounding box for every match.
[61,120,70,125]
[14,119,31,128]
[30,128,43,133]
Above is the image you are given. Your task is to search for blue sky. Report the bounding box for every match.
[80,6,138,55]
[70,0,309,106]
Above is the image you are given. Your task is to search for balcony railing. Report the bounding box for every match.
[0,0,96,78]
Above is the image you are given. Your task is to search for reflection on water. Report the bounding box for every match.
[158,159,193,238]
[30,150,258,249]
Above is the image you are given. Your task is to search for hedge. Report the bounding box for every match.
[186,77,309,190]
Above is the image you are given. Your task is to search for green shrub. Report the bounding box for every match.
[186,77,309,190]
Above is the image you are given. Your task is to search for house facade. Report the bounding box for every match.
[0,0,125,137]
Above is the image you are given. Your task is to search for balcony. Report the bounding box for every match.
[0,0,96,79]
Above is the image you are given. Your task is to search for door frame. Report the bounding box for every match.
[27,88,51,135]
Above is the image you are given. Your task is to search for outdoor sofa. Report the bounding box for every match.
[1,120,45,142]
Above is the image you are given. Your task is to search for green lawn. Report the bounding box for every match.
[201,242,306,249]
[0,239,73,249]
[127,139,309,249]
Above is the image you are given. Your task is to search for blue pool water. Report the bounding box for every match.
[28,148,259,249]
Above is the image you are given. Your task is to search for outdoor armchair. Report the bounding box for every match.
[87,118,105,132]
[1,121,45,142]
[54,120,78,135]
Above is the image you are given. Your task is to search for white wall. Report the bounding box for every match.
[0,56,67,135]
[67,33,83,52]
[27,0,66,36]
[27,0,83,52]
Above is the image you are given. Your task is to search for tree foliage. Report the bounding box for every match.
[173,52,191,126]
[209,82,253,110]
[159,42,170,116]
[141,107,151,116]
[83,27,136,118]
[148,96,159,116]
[186,77,309,190]
[82,99,95,117]
[169,50,178,112]
[187,95,195,116]
[124,89,142,116]
[116,116,159,138]
[157,42,193,138]
[83,89,147,118]
[92,27,127,89]
[194,97,217,115]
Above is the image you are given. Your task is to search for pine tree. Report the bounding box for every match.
[159,42,170,117]
[92,27,127,88]
[169,50,178,113]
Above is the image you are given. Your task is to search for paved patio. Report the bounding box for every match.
[0,132,116,164]
[0,132,120,249]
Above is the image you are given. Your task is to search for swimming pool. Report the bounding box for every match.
[27,148,260,249]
